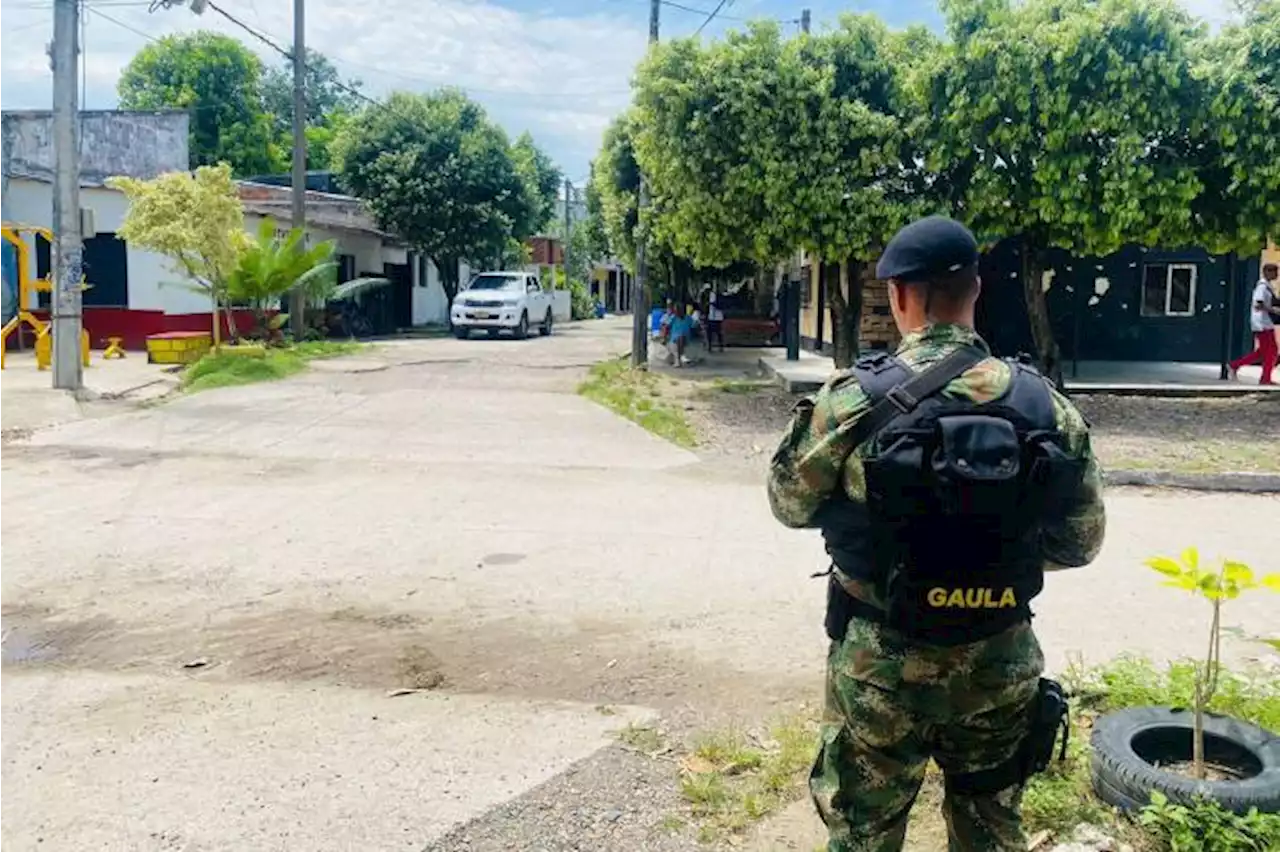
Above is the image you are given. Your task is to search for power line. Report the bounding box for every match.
[693,0,734,35]
[85,4,157,40]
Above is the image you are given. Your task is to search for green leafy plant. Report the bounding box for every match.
[1145,549,1280,779]
[226,218,339,345]
[1139,791,1280,851]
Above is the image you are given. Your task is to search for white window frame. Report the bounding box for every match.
[1141,262,1197,318]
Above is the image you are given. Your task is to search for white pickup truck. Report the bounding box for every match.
[451,271,554,339]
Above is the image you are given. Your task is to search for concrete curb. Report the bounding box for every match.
[1104,469,1280,493]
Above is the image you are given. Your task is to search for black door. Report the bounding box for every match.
[34,232,129,308]
[383,262,412,331]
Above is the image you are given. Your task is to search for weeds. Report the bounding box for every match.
[183,340,362,392]
[675,710,819,842]
[578,359,697,448]
[617,723,666,755]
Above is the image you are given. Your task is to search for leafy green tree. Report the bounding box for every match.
[925,0,1206,382]
[632,24,792,270]
[591,111,676,298]
[631,19,925,366]
[118,32,282,176]
[511,132,562,235]
[776,16,931,366]
[330,90,533,302]
[1188,0,1280,255]
[106,164,250,342]
[592,113,643,271]
[261,49,365,171]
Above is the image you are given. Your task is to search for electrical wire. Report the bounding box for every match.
[693,0,734,35]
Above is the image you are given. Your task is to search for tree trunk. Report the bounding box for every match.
[1021,242,1062,386]
[828,259,864,369]
[223,302,240,343]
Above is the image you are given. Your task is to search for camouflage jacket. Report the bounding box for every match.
[767,323,1106,603]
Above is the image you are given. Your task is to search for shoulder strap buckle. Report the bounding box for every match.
[848,345,987,449]
[884,384,919,413]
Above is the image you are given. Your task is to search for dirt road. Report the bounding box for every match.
[3,318,1275,850]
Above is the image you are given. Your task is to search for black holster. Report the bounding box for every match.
[824,574,858,642]
[945,677,1069,796]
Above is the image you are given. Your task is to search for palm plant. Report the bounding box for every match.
[226,218,339,342]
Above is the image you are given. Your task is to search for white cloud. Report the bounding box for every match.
[0,0,647,177]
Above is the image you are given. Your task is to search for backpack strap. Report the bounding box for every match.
[848,345,988,449]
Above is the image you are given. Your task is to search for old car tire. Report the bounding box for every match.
[515,312,529,340]
[1090,706,1280,815]
[540,308,553,336]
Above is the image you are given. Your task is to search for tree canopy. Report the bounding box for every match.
[118,32,282,176]
[261,49,366,171]
[106,163,250,339]
[511,131,563,235]
[330,89,547,299]
[606,0,1280,373]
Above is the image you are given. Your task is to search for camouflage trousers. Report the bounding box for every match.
[810,617,1045,852]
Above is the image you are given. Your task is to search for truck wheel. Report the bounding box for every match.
[540,308,553,336]
[515,311,529,340]
[454,327,469,340]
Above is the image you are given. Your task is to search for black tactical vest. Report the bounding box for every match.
[821,347,1087,646]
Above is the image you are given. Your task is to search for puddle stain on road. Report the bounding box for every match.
[1,628,60,664]
[481,553,526,566]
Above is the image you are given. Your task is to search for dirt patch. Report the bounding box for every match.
[675,378,1280,476]
[1075,395,1280,474]
[0,604,813,724]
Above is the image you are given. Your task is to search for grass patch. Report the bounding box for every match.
[182,340,362,393]
[711,377,772,395]
[675,710,818,842]
[617,723,667,755]
[578,358,697,448]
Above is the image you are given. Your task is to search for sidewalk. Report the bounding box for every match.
[759,350,1280,396]
[1,352,179,433]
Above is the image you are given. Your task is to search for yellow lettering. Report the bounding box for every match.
[926,587,1019,608]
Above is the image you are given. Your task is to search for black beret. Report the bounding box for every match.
[876,216,979,282]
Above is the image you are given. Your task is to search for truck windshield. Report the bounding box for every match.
[468,275,522,291]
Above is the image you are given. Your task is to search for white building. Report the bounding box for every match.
[1,109,457,348]
[2,109,203,347]
[236,180,457,333]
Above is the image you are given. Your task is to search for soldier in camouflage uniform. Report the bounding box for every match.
[767,216,1106,852]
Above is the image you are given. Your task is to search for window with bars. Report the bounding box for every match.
[1140,263,1197,317]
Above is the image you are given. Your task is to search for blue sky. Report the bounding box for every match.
[1,0,1232,182]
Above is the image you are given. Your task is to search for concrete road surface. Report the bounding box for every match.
[3,317,1276,850]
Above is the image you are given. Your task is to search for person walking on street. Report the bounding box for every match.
[767,216,1106,851]
[1229,263,1278,385]
[706,293,726,352]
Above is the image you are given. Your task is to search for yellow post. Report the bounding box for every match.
[81,328,90,367]
[35,327,51,369]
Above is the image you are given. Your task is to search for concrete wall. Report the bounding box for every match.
[2,110,190,187]
[4,177,197,313]
[413,256,450,326]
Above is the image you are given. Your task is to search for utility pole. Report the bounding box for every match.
[289,0,307,338]
[631,0,660,368]
[563,177,572,288]
[51,0,83,390]
[780,9,812,363]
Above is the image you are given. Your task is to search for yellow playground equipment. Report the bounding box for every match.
[1,223,91,370]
